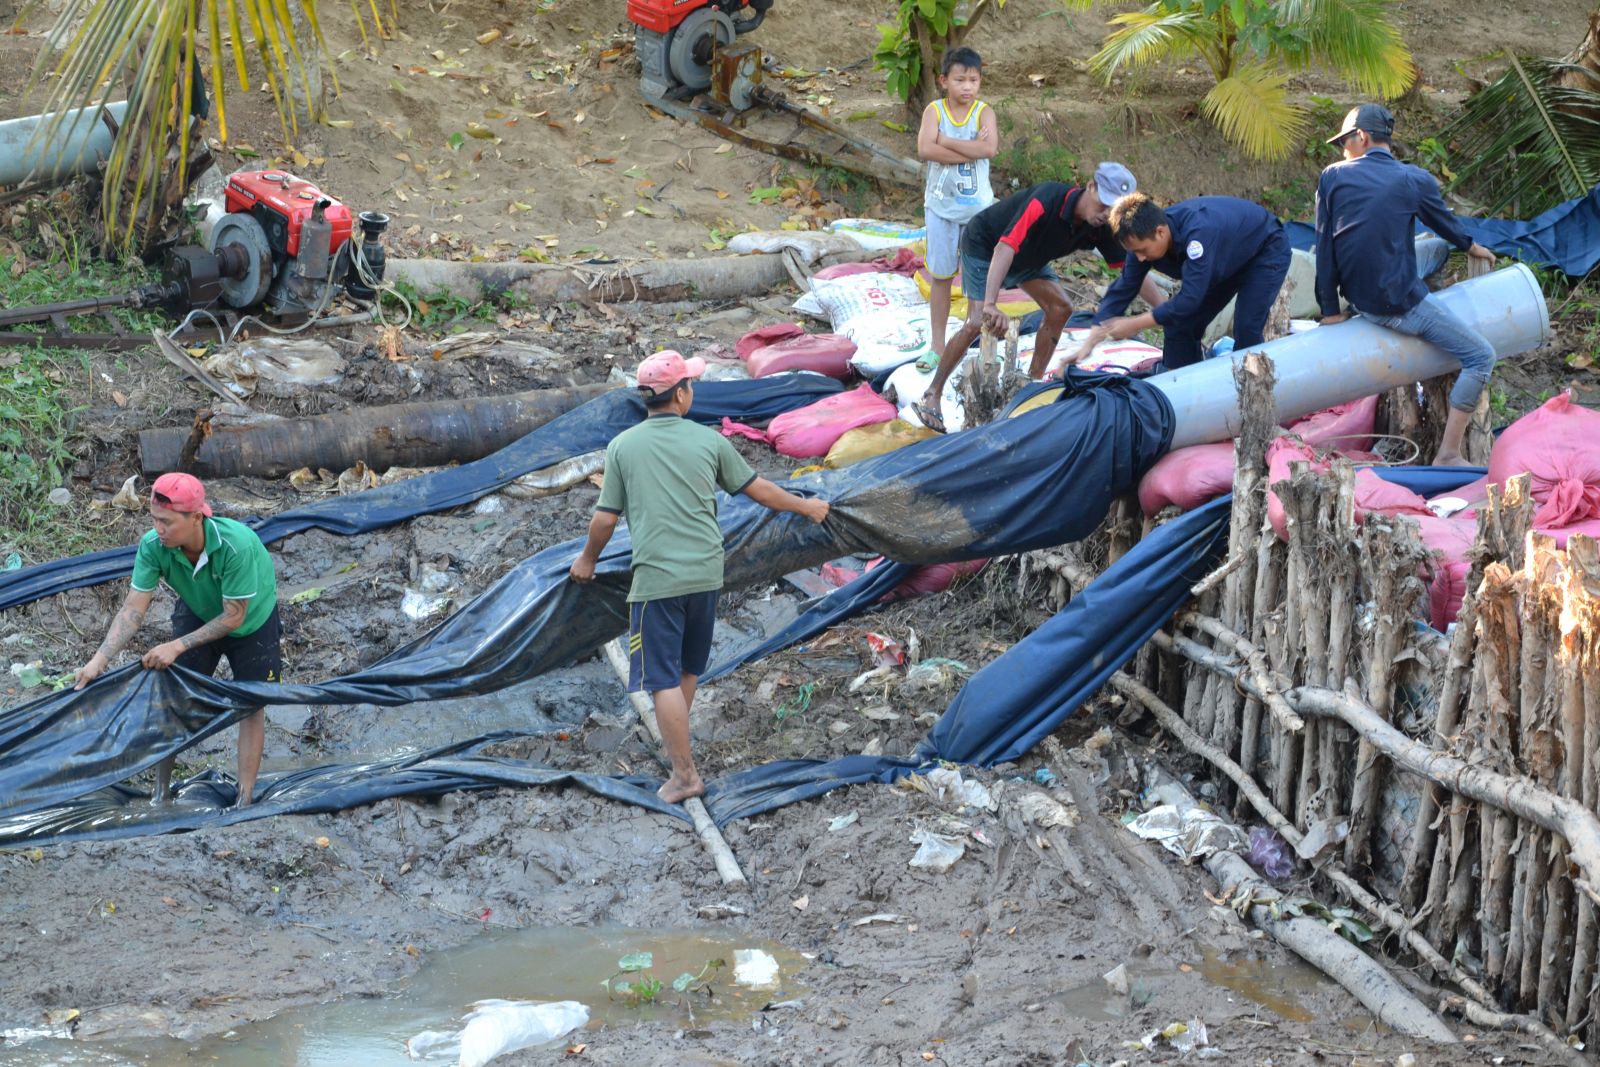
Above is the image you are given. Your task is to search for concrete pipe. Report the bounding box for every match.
[0,102,128,187]
[1153,263,1551,450]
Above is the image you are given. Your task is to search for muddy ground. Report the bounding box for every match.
[3,0,1599,1062]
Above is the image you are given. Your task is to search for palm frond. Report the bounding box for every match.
[1089,7,1222,82]
[1274,0,1414,97]
[25,0,332,253]
[1442,54,1600,217]
[1201,64,1307,160]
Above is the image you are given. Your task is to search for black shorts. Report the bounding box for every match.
[627,591,718,694]
[172,602,283,682]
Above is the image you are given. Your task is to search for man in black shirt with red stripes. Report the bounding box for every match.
[914,163,1168,432]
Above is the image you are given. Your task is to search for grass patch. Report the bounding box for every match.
[0,249,154,560]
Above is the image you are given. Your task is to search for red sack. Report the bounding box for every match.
[1487,392,1600,527]
[865,556,988,602]
[813,248,924,281]
[736,322,805,361]
[764,383,897,458]
[746,334,858,379]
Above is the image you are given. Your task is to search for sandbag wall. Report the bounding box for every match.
[1034,355,1600,1047]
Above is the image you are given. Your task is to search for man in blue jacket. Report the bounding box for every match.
[1075,193,1291,371]
[1315,104,1496,466]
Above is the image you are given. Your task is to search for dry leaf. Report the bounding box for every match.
[314,836,331,848]
[476,28,502,45]
[110,474,142,511]
[161,896,178,907]
[112,389,128,407]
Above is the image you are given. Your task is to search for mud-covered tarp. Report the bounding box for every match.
[0,377,845,613]
[1283,183,1600,276]
[0,370,1173,837]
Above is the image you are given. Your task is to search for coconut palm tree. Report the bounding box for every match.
[23,0,380,254]
[1087,0,1414,160]
[1440,16,1600,219]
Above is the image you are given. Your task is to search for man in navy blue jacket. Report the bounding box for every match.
[1076,193,1291,370]
[1315,104,1496,466]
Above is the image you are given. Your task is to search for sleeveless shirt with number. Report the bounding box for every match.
[923,100,994,224]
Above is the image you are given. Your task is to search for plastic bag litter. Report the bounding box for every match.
[923,766,996,812]
[909,827,966,872]
[402,570,455,621]
[1248,826,1295,880]
[734,948,781,987]
[902,657,970,692]
[203,337,345,398]
[406,1000,587,1065]
[1013,790,1079,830]
[1125,804,1247,864]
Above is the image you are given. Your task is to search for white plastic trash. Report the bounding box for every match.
[733,948,781,987]
[908,828,965,872]
[455,999,588,1067]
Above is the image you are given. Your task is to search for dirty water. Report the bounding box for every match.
[1048,944,1327,1024]
[0,927,808,1066]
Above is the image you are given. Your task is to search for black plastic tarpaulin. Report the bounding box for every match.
[0,370,1173,837]
[0,377,846,613]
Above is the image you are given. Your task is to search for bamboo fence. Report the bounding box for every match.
[1031,354,1600,1053]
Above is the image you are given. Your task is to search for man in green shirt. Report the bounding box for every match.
[570,351,830,804]
[74,472,281,807]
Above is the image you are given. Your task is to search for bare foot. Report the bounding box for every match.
[1432,451,1467,467]
[657,774,706,804]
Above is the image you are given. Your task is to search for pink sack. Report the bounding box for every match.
[764,383,897,458]
[1292,395,1378,451]
[813,248,924,281]
[746,334,858,379]
[875,558,988,601]
[1138,442,1235,516]
[736,322,805,361]
[1487,392,1600,527]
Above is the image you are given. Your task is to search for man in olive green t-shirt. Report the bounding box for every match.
[570,351,830,804]
[74,472,280,808]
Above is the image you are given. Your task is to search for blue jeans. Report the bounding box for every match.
[1361,295,1495,412]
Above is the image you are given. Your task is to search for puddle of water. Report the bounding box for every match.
[1049,944,1326,1023]
[0,927,807,1067]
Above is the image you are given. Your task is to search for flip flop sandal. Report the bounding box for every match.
[912,398,947,434]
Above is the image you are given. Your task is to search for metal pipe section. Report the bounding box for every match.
[1153,263,1551,450]
[0,102,128,187]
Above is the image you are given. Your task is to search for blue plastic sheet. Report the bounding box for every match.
[1284,184,1600,276]
[0,377,845,613]
[0,370,1173,839]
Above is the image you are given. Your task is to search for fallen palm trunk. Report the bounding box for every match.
[388,246,878,306]
[137,384,612,479]
[603,640,748,890]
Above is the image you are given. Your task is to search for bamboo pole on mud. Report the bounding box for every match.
[602,640,748,890]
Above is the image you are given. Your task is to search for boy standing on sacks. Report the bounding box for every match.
[568,351,829,804]
[917,46,997,362]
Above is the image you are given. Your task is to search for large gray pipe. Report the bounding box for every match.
[1153,263,1550,450]
[0,102,128,187]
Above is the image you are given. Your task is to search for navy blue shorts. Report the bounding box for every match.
[627,591,718,693]
[172,602,282,682]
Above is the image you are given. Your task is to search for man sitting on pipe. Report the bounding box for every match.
[1315,104,1497,466]
[568,351,830,804]
[1073,193,1292,371]
[73,473,280,808]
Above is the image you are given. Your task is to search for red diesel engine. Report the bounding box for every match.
[207,169,385,319]
[628,0,772,99]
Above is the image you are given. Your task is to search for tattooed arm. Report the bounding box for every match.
[141,598,249,670]
[74,589,156,689]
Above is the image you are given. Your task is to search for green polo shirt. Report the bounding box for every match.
[597,414,757,602]
[130,516,278,636]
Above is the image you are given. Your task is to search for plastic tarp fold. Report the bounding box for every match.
[0,377,846,613]
[0,370,1173,838]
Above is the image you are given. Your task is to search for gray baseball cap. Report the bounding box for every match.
[1094,162,1137,205]
[1327,103,1394,145]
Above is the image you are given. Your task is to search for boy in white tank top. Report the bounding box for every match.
[916,47,997,361]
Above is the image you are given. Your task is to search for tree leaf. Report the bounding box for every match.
[618,951,653,972]
[672,971,697,992]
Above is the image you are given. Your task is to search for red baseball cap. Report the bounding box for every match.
[151,472,213,517]
[637,349,706,396]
